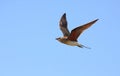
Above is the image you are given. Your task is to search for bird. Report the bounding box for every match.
[56,13,98,49]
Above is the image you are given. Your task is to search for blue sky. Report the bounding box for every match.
[0,0,120,76]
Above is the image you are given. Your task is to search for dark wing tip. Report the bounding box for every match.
[62,13,66,17]
[89,19,99,25]
[94,19,99,22]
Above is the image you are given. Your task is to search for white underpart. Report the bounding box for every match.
[65,41,91,49]
[65,41,80,46]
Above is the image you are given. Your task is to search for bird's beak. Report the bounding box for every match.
[56,38,58,40]
[56,38,59,40]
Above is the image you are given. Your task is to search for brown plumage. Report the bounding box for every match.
[67,19,98,41]
[56,13,98,48]
[59,13,70,37]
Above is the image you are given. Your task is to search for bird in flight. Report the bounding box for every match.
[56,13,98,49]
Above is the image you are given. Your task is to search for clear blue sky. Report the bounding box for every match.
[0,0,120,76]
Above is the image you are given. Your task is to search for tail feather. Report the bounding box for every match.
[77,44,91,49]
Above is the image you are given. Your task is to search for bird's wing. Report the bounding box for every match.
[59,13,70,37]
[67,19,98,41]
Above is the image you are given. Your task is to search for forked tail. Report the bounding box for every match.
[77,44,91,49]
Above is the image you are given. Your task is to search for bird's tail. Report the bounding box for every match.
[77,44,91,49]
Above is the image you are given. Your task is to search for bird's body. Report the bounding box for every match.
[56,37,90,49]
[57,37,79,46]
[56,13,98,49]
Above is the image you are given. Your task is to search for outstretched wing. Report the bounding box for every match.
[67,19,98,41]
[59,13,70,37]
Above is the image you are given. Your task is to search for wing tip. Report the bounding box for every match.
[90,19,99,24]
[95,19,99,22]
[63,13,66,17]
